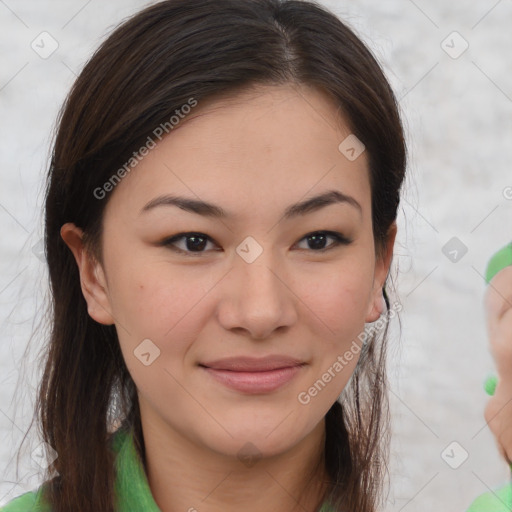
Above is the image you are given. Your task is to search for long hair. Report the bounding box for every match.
[33,1,407,510]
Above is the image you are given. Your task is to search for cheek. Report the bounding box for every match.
[298,262,374,340]
[111,269,212,403]
[295,268,372,409]
[107,260,218,359]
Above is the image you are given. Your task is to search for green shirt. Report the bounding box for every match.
[2,427,511,511]
[466,482,512,512]
[0,428,334,511]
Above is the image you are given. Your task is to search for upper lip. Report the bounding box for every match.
[200,355,305,372]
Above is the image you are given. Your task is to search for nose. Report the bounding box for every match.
[216,249,298,340]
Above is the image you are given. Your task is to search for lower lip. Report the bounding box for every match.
[201,365,304,394]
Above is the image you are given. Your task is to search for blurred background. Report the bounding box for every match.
[1,0,511,510]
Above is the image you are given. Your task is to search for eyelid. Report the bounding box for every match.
[160,230,352,256]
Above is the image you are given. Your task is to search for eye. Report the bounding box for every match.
[295,231,352,252]
[160,232,218,256]
[160,230,352,256]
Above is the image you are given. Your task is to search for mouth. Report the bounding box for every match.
[198,355,306,394]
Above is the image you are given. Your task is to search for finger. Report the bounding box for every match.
[485,267,512,338]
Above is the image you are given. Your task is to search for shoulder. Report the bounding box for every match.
[466,482,512,511]
[0,428,127,512]
[0,485,52,512]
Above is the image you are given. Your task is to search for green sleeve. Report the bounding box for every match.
[0,486,52,512]
[466,482,512,511]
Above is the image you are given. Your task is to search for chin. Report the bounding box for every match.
[202,423,305,462]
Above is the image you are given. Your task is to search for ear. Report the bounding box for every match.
[60,223,115,325]
[365,222,397,323]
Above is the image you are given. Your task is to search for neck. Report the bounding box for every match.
[139,410,330,512]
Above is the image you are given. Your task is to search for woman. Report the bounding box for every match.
[0,0,508,511]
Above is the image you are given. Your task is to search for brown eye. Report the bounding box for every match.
[295,231,352,252]
[161,232,217,255]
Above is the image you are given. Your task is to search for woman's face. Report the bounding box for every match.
[63,83,394,460]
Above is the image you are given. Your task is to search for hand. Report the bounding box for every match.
[484,266,512,464]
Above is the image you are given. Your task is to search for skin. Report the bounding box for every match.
[61,83,396,512]
[484,266,512,464]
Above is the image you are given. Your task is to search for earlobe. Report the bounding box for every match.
[60,223,115,325]
[365,290,385,323]
[365,222,397,323]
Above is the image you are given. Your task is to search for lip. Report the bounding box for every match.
[201,366,304,394]
[199,356,305,394]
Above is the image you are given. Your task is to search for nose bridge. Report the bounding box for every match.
[237,240,283,304]
[234,233,277,283]
[218,236,296,338]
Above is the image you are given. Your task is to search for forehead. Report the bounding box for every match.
[105,83,371,222]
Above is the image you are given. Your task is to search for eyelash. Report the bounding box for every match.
[159,231,352,257]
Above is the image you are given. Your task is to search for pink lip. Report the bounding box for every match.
[201,366,303,394]
[199,355,305,394]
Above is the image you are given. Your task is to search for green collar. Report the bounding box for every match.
[112,427,161,511]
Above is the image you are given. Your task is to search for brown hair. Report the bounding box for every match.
[32,0,406,510]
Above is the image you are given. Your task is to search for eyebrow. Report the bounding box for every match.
[140,190,362,220]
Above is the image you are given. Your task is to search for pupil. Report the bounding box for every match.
[309,234,326,250]
[187,235,206,251]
